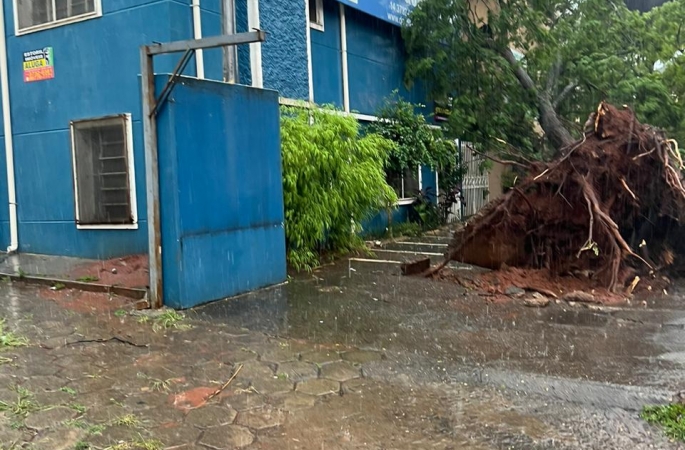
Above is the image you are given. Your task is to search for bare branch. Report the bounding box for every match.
[546,55,562,94]
[553,82,578,109]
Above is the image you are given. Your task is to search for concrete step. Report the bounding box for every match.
[383,241,449,254]
[403,235,453,244]
[369,249,444,264]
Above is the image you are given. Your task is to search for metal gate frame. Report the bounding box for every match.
[140,31,266,308]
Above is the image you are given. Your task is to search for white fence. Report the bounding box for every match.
[446,140,490,223]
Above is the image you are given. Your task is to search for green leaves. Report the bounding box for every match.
[404,0,685,157]
[281,106,398,271]
[641,403,685,441]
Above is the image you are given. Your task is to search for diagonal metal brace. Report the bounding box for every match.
[150,48,195,118]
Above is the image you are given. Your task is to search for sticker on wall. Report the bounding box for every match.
[23,47,54,83]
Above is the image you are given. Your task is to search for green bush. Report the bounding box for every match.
[281,105,397,270]
[368,92,458,176]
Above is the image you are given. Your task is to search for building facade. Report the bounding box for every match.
[0,0,427,260]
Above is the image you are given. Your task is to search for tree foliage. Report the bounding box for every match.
[368,92,458,175]
[403,0,685,158]
[281,106,397,270]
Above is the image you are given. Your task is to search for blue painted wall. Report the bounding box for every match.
[156,76,286,308]
[345,6,425,115]
[362,205,409,236]
[0,0,430,259]
[309,1,428,115]
[2,0,190,258]
[310,0,342,107]
[260,0,309,99]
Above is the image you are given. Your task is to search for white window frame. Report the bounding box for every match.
[14,0,103,36]
[395,167,422,205]
[308,0,324,31]
[70,113,138,230]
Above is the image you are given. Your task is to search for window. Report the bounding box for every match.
[70,114,137,229]
[308,0,324,31]
[388,167,420,204]
[15,0,101,34]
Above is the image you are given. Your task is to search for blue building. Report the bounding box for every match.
[0,0,428,261]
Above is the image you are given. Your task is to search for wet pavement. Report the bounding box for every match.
[0,232,684,448]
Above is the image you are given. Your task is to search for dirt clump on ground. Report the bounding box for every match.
[432,102,685,297]
[69,254,149,288]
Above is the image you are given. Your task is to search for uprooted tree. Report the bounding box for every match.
[432,102,685,292]
[403,0,685,291]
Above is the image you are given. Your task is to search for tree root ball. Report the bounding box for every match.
[434,102,685,292]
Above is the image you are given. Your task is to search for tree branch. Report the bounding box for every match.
[498,46,575,149]
[546,55,562,94]
[553,82,578,109]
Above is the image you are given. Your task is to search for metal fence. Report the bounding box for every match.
[446,140,490,223]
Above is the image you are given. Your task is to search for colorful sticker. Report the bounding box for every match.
[23,47,54,83]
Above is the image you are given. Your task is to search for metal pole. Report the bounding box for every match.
[221,0,238,83]
[140,47,164,309]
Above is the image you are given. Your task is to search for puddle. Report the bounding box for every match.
[542,308,611,327]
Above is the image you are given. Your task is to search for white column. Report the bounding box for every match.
[340,3,349,112]
[248,0,263,88]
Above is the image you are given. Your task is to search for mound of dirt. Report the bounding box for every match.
[434,102,685,294]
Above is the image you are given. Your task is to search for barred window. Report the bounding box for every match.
[16,0,99,33]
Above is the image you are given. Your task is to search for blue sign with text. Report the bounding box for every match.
[337,0,419,26]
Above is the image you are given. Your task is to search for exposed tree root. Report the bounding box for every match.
[432,102,685,293]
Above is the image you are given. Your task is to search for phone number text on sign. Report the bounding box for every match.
[24,66,55,83]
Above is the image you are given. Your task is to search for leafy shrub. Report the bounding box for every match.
[641,403,685,441]
[368,92,458,176]
[281,105,397,270]
[369,93,464,227]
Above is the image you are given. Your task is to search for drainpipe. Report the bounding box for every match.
[221,0,238,83]
[191,0,205,79]
[247,0,262,88]
[0,3,18,253]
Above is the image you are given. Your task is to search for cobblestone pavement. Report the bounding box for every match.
[0,277,682,449]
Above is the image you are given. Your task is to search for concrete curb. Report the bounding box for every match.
[0,271,149,308]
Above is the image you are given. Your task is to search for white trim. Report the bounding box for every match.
[71,114,139,231]
[396,198,415,206]
[0,3,17,252]
[308,0,324,31]
[418,165,423,191]
[435,169,439,197]
[191,0,205,79]
[304,0,315,102]
[350,112,377,122]
[14,0,103,36]
[248,0,263,88]
[339,3,349,112]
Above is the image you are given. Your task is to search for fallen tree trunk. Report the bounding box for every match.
[433,102,685,292]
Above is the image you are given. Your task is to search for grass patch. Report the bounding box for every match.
[389,222,423,238]
[0,387,39,417]
[152,310,189,332]
[136,372,172,393]
[136,315,150,325]
[59,386,77,396]
[641,403,685,441]
[68,403,87,414]
[114,309,127,318]
[0,320,28,350]
[51,282,66,291]
[113,414,141,428]
[76,276,99,283]
[104,439,163,450]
